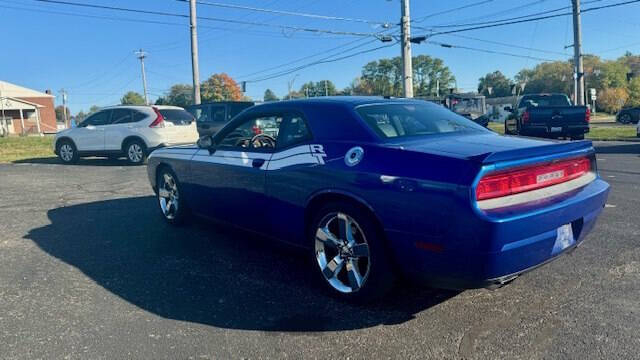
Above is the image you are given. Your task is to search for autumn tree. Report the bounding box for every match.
[201,73,243,102]
[598,88,629,113]
[628,76,640,106]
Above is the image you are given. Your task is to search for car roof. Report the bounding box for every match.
[99,105,186,110]
[250,96,426,110]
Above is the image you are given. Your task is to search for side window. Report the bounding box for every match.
[133,111,147,122]
[211,106,226,122]
[83,110,111,126]
[217,114,283,151]
[276,114,312,149]
[111,109,133,124]
[191,106,211,123]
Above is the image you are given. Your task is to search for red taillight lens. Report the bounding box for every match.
[252,124,262,135]
[149,107,165,128]
[476,157,591,201]
[522,110,530,124]
[585,107,591,123]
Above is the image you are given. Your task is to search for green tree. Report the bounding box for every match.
[201,73,243,102]
[478,71,513,98]
[628,76,640,106]
[358,55,455,97]
[515,61,573,95]
[75,110,87,123]
[598,61,629,89]
[121,91,146,105]
[263,89,278,102]
[155,84,193,108]
[89,105,100,114]
[299,80,338,97]
[54,105,71,122]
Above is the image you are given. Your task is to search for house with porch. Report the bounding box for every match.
[0,80,57,135]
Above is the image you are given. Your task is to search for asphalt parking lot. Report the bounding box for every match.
[1,142,639,359]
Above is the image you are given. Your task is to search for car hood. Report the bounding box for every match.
[384,132,593,164]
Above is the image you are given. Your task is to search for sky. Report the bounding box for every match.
[2,0,640,113]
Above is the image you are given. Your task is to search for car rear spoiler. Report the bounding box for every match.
[476,140,594,165]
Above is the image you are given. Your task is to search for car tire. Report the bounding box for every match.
[156,167,188,226]
[309,201,395,303]
[620,114,632,124]
[56,139,79,164]
[124,139,146,165]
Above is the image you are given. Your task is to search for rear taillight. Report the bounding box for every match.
[149,107,165,128]
[476,157,591,201]
[585,107,591,123]
[522,110,530,124]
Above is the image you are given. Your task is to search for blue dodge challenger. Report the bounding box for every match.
[147,97,610,302]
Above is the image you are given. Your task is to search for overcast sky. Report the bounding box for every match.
[3,0,640,112]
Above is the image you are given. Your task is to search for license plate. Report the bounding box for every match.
[550,126,562,132]
[552,224,575,255]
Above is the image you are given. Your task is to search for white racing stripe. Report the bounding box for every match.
[477,172,597,210]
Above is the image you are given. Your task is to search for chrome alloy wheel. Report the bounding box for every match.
[315,212,371,293]
[59,144,74,162]
[128,143,144,163]
[158,173,179,220]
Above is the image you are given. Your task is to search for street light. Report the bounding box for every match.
[287,74,299,100]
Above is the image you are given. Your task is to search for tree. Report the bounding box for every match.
[89,105,100,114]
[55,105,71,122]
[155,84,193,108]
[598,88,629,114]
[478,71,513,98]
[298,80,338,97]
[201,73,243,102]
[598,61,629,89]
[121,91,146,105]
[515,61,573,95]
[263,89,278,102]
[357,55,455,97]
[628,76,640,106]
[75,110,88,123]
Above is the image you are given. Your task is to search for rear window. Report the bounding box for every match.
[159,109,195,125]
[356,103,487,139]
[519,95,571,108]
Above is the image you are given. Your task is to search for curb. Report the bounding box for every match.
[587,137,640,142]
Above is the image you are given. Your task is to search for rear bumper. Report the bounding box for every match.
[520,124,589,137]
[389,177,610,290]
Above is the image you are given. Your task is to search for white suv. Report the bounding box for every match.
[54,105,198,164]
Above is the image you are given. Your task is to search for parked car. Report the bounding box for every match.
[186,101,254,137]
[504,93,590,140]
[616,107,640,124]
[53,105,198,164]
[146,97,609,302]
[444,93,489,127]
[636,120,640,137]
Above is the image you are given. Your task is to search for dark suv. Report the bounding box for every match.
[186,101,254,137]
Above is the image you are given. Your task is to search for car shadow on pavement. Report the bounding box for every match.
[13,157,135,166]
[595,143,640,155]
[25,196,459,332]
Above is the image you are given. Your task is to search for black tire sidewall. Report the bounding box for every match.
[125,139,147,165]
[156,167,188,226]
[57,140,78,164]
[308,201,395,303]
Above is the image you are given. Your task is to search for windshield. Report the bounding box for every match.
[356,102,487,140]
[519,94,571,108]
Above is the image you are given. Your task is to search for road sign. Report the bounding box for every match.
[591,95,597,101]
[589,88,596,96]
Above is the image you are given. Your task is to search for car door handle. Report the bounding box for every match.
[252,158,265,168]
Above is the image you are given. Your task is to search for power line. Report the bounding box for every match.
[412,0,495,23]
[179,0,390,26]
[426,40,558,62]
[414,0,605,30]
[246,41,398,83]
[443,34,568,56]
[30,0,381,38]
[415,0,640,37]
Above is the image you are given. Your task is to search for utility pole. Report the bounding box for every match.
[287,74,299,100]
[324,80,328,96]
[59,89,68,128]
[0,90,6,137]
[571,0,585,106]
[135,49,149,105]
[189,0,201,105]
[400,0,414,98]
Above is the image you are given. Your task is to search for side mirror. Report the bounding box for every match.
[503,106,513,112]
[197,135,215,153]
